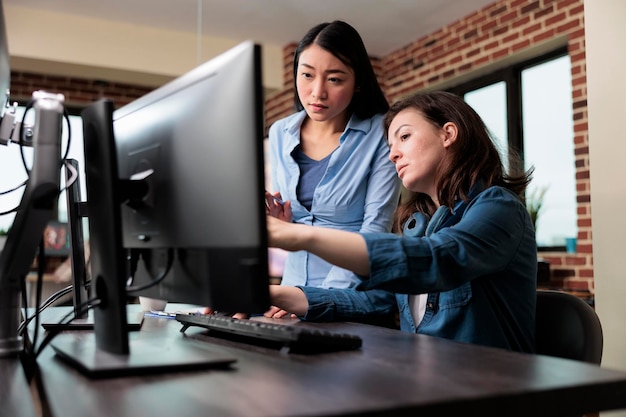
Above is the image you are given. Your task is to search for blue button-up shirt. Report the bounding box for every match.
[300,186,537,352]
[269,111,401,289]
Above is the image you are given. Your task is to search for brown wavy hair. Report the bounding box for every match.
[383,91,533,233]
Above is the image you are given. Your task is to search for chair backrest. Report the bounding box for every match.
[535,289,603,364]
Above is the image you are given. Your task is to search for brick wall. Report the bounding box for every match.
[9,71,152,110]
[9,0,590,292]
[264,43,297,136]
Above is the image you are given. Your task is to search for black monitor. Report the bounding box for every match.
[50,41,271,376]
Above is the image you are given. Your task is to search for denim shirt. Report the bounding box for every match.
[269,111,401,289]
[300,185,537,353]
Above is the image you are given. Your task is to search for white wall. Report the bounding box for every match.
[4,4,284,91]
[585,1,626,415]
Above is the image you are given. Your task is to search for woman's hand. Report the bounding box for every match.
[267,216,370,276]
[266,215,309,251]
[265,190,292,221]
[266,285,309,316]
[263,305,297,319]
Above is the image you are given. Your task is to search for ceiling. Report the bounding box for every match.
[5,0,497,57]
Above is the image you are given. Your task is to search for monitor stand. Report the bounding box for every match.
[64,158,89,318]
[41,308,144,331]
[50,330,237,378]
[38,158,96,330]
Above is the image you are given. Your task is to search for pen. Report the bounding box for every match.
[145,310,176,319]
[265,190,284,205]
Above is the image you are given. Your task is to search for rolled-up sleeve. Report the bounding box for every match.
[358,187,531,295]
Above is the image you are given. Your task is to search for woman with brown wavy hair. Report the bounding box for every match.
[265,91,537,353]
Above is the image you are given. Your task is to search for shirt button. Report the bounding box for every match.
[427,303,435,310]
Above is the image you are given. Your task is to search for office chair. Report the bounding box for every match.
[535,289,603,364]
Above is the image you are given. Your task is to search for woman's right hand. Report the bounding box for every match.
[265,190,292,222]
[266,216,306,251]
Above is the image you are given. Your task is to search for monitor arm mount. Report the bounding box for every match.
[0,92,35,146]
[0,91,65,357]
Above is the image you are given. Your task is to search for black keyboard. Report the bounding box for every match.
[176,313,362,353]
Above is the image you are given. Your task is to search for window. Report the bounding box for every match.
[0,104,86,235]
[449,48,577,250]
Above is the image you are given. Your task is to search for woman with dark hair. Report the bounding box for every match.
[290,20,390,119]
[265,91,538,353]
[266,21,400,301]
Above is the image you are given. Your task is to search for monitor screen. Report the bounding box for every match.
[51,41,271,375]
[42,220,70,257]
[113,40,270,313]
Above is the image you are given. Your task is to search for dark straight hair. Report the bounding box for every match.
[292,20,389,119]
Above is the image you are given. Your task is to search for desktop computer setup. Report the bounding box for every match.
[0,0,268,369]
[39,40,274,375]
[0,1,362,378]
[47,40,361,377]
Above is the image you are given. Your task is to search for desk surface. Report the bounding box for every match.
[30,304,626,417]
[0,358,38,417]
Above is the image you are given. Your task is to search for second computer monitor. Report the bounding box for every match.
[112,41,271,314]
[80,41,270,360]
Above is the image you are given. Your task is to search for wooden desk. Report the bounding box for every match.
[31,305,626,417]
[0,358,38,417]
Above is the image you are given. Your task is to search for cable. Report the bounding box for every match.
[28,239,47,355]
[19,278,93,359]
[0,178,28,216]
[17,284,74,336]
[20,270,30,356]
[34,297,101,359]
[21,265,71,381]
[0,204,21,216]
[0,102,72,215]
[0,184,26,215]
[61,107,71,162]
[125,248,174,295]
[62,158,78,191]
[0,178,27,196]
[0,99,35,216]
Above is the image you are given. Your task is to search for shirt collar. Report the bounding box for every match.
[285,111,372,140]
[440,180,487,229]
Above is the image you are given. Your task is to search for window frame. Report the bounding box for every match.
[447,46,572,252]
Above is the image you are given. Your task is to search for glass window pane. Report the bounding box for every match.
[464,82,509,172]
[0,106,85,234]
[522,55,577,247]
[0,106,33,232]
